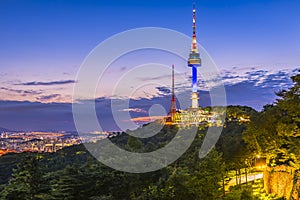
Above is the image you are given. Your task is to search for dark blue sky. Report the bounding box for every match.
[1,0,299,73]
[0,0,299,131]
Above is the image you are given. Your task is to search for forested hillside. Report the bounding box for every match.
[0,107,255,200]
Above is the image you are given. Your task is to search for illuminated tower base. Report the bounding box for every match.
[191,92,199,109]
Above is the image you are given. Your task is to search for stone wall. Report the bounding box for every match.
[264,165,296,199]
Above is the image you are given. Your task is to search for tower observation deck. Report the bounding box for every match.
[188,4,201,109]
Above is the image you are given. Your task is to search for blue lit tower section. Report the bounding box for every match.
[188,4,201,109]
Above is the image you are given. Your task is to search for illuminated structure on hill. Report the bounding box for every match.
[188,4,201,109]
[165,4,222,127]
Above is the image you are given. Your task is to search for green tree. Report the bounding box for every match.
[244,72,300,167]
[138,148,225,200]
[1,155,45,200]
[125,136,143,152]
[240,188,253,200]
[51,165,86,200]
[192,148,225,200]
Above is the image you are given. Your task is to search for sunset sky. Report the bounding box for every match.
[0,0,299,131]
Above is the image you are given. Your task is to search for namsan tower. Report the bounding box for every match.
[164,4,222,127]
[188,4,201,109]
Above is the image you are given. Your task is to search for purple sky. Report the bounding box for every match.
[0,0,299,131]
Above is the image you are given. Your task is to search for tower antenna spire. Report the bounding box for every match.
[192,3,197,51]
[191,2,198,53]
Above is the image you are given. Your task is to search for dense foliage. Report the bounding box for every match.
[0,121,250,200]
[244,73,300,168]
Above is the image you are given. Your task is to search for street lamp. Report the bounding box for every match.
[253,155,260,181]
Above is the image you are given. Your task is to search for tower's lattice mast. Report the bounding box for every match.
[170,64,177,120]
